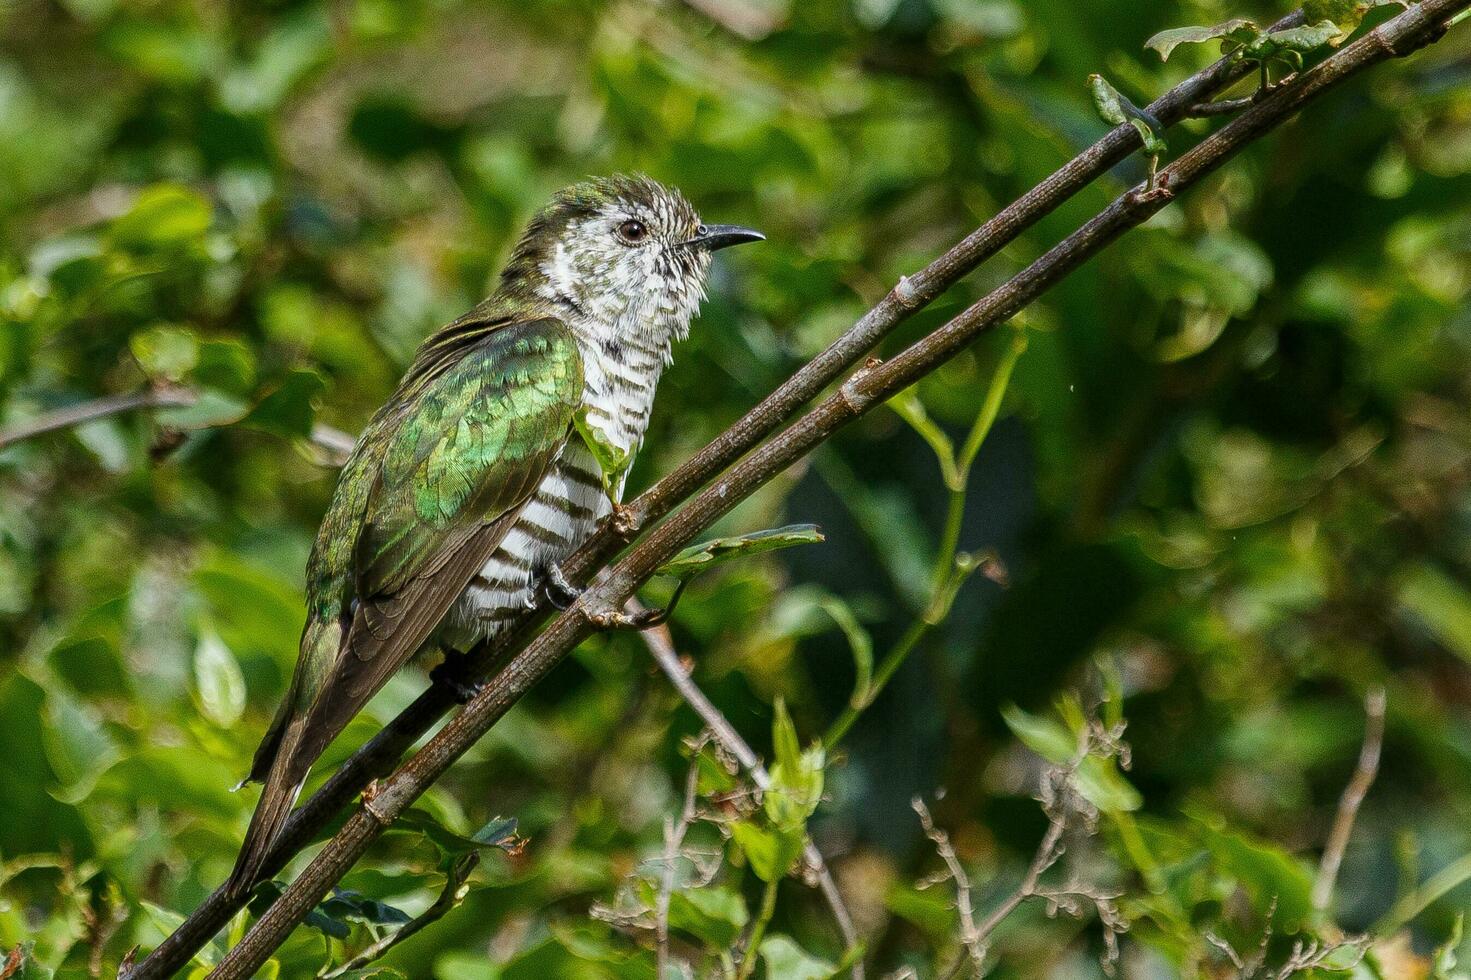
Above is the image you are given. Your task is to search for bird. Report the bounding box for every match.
[225,174,763,898]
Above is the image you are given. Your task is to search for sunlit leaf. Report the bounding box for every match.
[657,524,824,581]
[1088,74,1166,156]
[759,935,837,980]
[667,887,748,948]
[1144,19,1259,61]
[193,631,246,727]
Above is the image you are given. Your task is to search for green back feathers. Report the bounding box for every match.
[302,310,583,623]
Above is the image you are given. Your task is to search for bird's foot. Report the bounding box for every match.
[537,562,583,610]
[429,659,485,704]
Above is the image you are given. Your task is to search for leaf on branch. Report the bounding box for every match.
[247,883,352,939]
[130,324,200,382]
[759,935,838,980]
[655,524,824,582]
[1247,20,1343,61]
[155,388,248,431]
[767,698,825,829]
[731,821,805,883]
[1001,703,1141,813]
[319,889,412,928]
[667,887,749,948]
[389,809,526,865]
[1088,75,1167,157]
[816,595,873,710]
[241,369,325,439]
[1144,19,1259,61]
[573,407,633,490]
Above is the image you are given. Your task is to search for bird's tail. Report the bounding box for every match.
[224,711,310,900]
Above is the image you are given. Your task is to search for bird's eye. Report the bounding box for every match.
[616,219,648,245]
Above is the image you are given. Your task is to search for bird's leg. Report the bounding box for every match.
[429,655,485,704]
[536,561,583,610]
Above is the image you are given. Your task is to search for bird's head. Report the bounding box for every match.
[500,174,762,348]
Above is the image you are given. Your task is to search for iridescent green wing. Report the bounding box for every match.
[355,318,583,601]
[292,316,582,769]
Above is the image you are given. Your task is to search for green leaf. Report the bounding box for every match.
[731,821,804,883]
[155,388,249,431]
[1144,19,1259,61]
[193,630,246,727]
[656,524,825,581]
[241,369,325,439]
[1088,75,1166,156]
[130,324,199,382]
[319,888,412,927]
[1397,564,1471,664]
[1249,20,1343,58]
[667,886,748,948]
[107,184,212,248]
[759,935,837,980]
[766,698,825,830]
[247,881,351,939]
[816,595,873,708]
[194,339,257,396]
[1194,816,1315,928]
[1001,703,1140,813]
[1432,913,1465,980]
[1001,702,1076,761]
[573,407,632,488]
[391,809,523,860]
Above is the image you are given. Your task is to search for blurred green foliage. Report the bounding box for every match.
[2,0,1470,975]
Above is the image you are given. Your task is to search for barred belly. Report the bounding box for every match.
[438,439,611,651]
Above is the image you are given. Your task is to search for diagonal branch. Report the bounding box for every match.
[0,385,357,463]
[638,617,863,977]
[1311,686,1387,914]
[0,388,196,449]
[194,4,1469,975]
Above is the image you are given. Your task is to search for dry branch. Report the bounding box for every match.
[640,619,863,976]
[1311,686,1388,914]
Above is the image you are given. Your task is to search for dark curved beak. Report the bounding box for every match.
[686,223,765,251]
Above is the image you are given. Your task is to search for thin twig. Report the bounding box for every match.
[1311,686,1387,914]
[318,853,481,979]
[916,721,1127,978]
[0,387,194,449]
[201,7,1470,972]
[656,757,701,980]
[912,798,985,979]
[1187,95,1257,116]
[0,385,358,464]
[640,617,865,978]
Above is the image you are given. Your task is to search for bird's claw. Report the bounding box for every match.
[538,562,583,610]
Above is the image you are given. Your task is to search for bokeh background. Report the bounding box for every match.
[2,0,1470,976]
